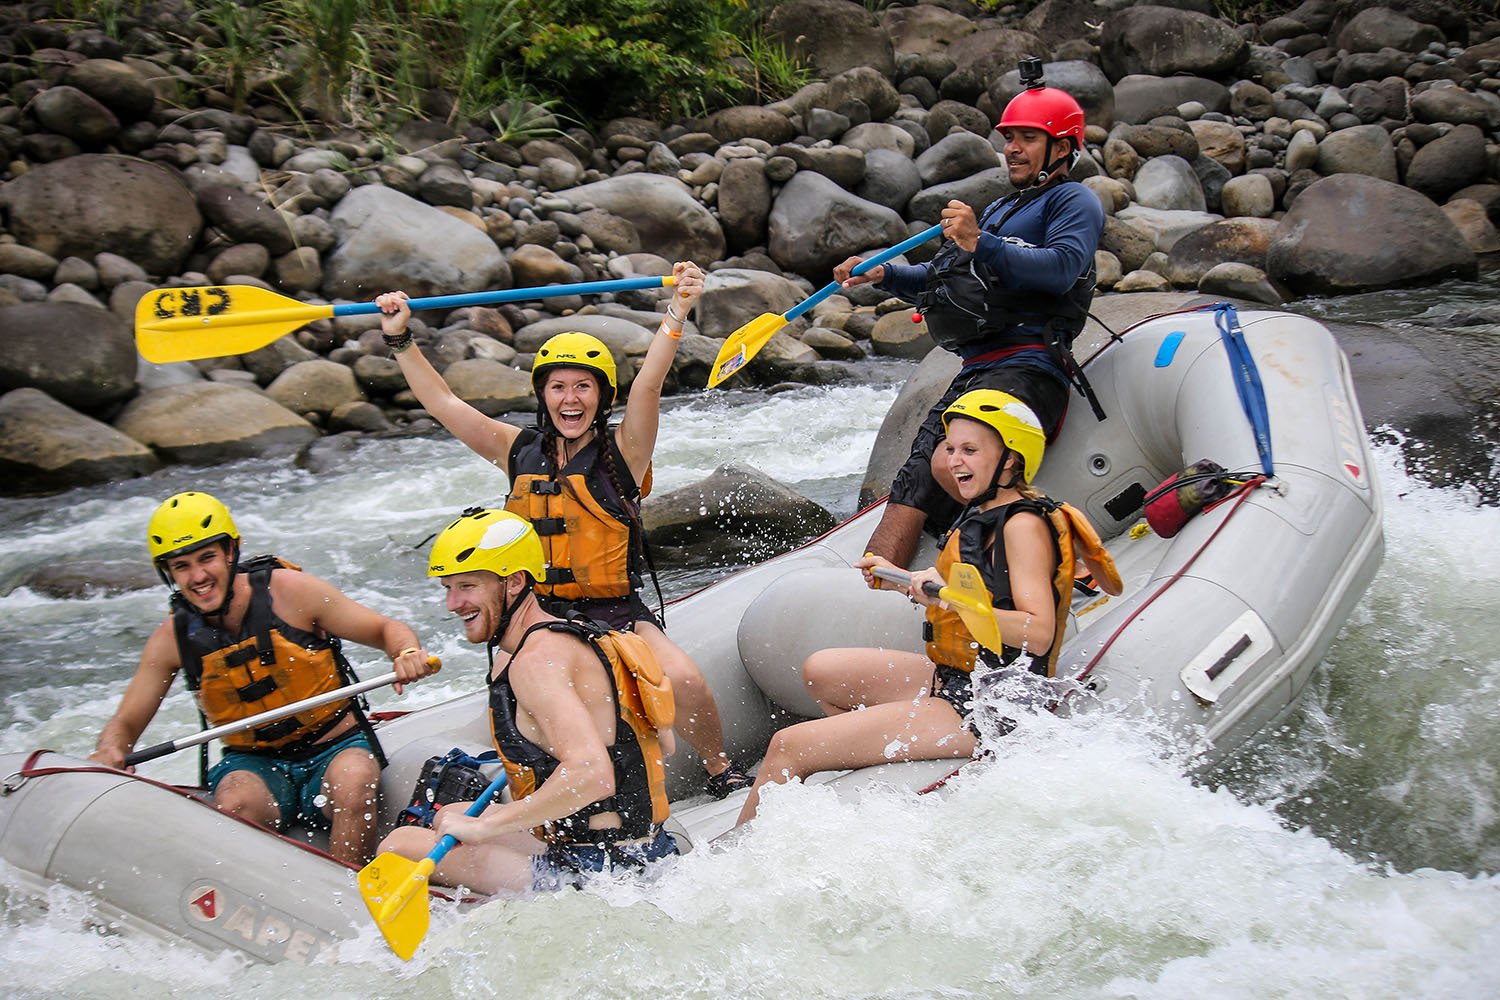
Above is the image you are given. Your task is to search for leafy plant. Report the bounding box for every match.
[736,28,813,104]
[190,0,277,111]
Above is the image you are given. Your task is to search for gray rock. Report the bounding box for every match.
[63,58,154,121]
[775,143,866,189]
[1197,262,1286,304]
[0,301,137,410]
[705,106,797,146]
[0,245,59,281]
[696,267,810,342]
[512,314,655,359]
[265,359,365,417]
[1115,205,1220,253]
[883,3,976,57]
[871,309,934,360]
[32,85,119,145]
[196,183,297,256]
[1165,216,1280,285]
[857,148,923,214]
[768,171,908,281]
[1188,119,1246,175]
[559,173,725,264]
[1220,173,1276,217]
[1113,74,1230,125]
[1440,199,1500,254]
[1411,83,1500,132]
[1315,124,1399,182]
[0,387,160,494]
[114,381,318,464]
[1266,173,1477,294]
[765,0,895,78]
[907,167,1013,224]
[1405,124,1489,202]
[0,154,202,275]
[842,122,918,158]
[1132,155,1206,211]
[942,27,1047,104]
[718,158,771,254]
[325,185,511,299]
[1336,8,1443,54]
[510,244,583,287]
[915,130,1001,187]
[1100,6,1248,79]
[437,358,534,417]
[642,461,836,561]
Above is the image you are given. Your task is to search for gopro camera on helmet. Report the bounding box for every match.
[1018,56,1045,90]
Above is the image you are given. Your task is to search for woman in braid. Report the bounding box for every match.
[376,262,754,798]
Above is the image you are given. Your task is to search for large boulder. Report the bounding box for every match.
[0,388,160,494]
[1404,124,1489,203]
[718,158,772,253]
[114,382,319,464]
[1099,6,1249,80]
[767,171,908,281]
[264,359,365,418]
[1113,74,1231,125]
[942,28,1047,103]
[696,267,810,342]
[560,174,725,265]
[0,301,137,410]
[324,185,510,299]
[642,462,836,562]
[1166,217,1280,287]
[1266,174,1477,294]
[764,0,894,78]
[196,184,298,256]
[439,358,535,416]
[0,154,201,276]
[882,4,976,56]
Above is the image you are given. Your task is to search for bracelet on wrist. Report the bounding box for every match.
[382,331,412,353]
[658,318,683,340]
[666,303,685,325]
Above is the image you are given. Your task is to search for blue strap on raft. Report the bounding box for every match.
[1204,303,1274,478]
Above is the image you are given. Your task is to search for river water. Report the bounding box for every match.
[1,280,1498,997]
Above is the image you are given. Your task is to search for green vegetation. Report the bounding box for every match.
[168,0,816,131]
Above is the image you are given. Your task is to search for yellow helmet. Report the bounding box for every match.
[428,508,545,581]
[531,332,617,410]
[147,492,239,563]
[942,389,1046,483]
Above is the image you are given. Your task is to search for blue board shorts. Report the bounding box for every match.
[531,827,679,891]
[207,729,375,831]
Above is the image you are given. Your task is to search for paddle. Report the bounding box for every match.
[359,770,507,960]
[707,222,944,388]
[871,563,1003,655]
[135,276,677,363]
[123,657,440,767]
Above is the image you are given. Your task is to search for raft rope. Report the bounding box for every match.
[1068,474,1267,691]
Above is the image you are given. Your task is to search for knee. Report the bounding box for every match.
[378,826,432,860]
[803,651,835,693]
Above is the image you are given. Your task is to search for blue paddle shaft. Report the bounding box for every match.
[331,277,669,317]
[784,223,944,323]
[427,771,508,866]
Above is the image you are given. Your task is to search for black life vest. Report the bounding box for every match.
[487,618,671,843]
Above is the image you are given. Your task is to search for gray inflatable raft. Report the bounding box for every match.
[0,307,1381,963]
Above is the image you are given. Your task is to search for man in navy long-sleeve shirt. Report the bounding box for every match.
[837,81,1104,569]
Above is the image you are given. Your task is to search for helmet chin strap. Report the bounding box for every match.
[973,447,1022,506]
[1032,137,1076,188]
[486,575,534,661]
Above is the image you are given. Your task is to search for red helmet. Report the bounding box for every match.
[997,87,1086,143]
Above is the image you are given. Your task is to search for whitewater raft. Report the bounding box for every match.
[0,306,1382,963]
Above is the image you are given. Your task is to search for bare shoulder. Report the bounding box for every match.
[511,628,594,681]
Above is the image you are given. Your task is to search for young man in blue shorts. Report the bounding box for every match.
[92,491,437,865]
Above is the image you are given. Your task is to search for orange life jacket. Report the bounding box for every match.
[171,556,370,756]
[504,428,651,602]
[487,618,672,843]
[924,499,1066,677]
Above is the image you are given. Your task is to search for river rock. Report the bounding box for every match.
[1336,7,1444,54]
[915,130,1001,187]
[0,245,59,281]
[63,58,155,121]
[439,358,534,417]
[1196,262,1285,304]
[642,461,836,561]
[1404,124,1489,202]
[114,382,318,463]
[1266,173,1478,295]
[1314,123,1400,182]
[857,147,923,214]
[1132,155,1207,211]
[31,85,119,146]
[0,301,137,410]
[768,171,908,281]
[1219,173,1276,218]
[0,387,160,494]
[324,185,510,299]
[907,167,1012,223]
[765,0,894,78]
[871,309,933,360]
[942,27,1047,104]
[822,67,903,124]
[264,359,365,417]
[1440,199,1500,254]
[1115,205,1221,252]
[512,314,655,360]
[1166,217,1280,286]
[696,267,809,342]
[718,157,771,253]
[510,244,583,287]
[0,154,202,275]
[10,558,160,598]
[883,3,976,56]
[1099,6,1249,80]
[1113,74,1230,125]
[560,173,725,264]
[775,143,866,189]
[1410,82,1500,131]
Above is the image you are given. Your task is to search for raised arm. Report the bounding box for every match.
[90,622,182,769]
[376,290,523,468]
[615,261,704,482]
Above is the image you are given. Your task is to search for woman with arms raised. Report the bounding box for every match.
[376,262,752,799]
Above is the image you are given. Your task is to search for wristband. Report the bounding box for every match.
[396,646,419,658]
[382,331,412,353]
[658,319,682,340]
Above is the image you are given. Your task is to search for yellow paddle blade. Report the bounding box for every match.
[135,285,333,363]
[358,851,436,961]
[941,562,1004,655]
[708,312,788,388]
